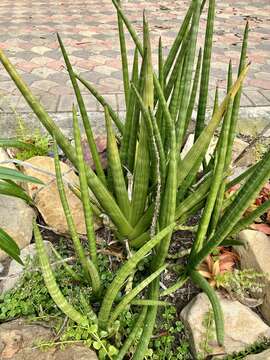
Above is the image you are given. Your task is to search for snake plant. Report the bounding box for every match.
[0,0,269,358]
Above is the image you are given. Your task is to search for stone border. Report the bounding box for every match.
[1,105,270,139]
[1,90,270,114]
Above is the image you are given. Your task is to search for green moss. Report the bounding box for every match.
[16,121,50,160]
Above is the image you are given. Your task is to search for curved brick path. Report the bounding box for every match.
[0,0,269,113]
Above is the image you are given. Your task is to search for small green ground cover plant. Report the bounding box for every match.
[0,116,50,161]
[223,338,270,360]
[0,243,191,359]
[1,0,270,358]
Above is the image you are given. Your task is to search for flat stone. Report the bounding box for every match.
[245,90,270,107]
[23,156,101,235]
[237,230,270,325]
[0,149,36,262]
[245,349,270,359]
[0,148,16,169]
[181,135,256,168]
[232,138,257,167]
[0,241,52,294]
[229,166,248,181]
[236,114,270,137]
[181,134,218,165]
[0,319,98,359]
[180,292,270,359]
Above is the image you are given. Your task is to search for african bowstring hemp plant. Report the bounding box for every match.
[1,0,270,357]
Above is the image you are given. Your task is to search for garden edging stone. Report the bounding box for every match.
[0,149,36,262]
[237,229,270,325]
[0,319,98,359]
[180,292,270,359]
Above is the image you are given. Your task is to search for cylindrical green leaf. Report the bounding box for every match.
[105,107,130,215]
[73,106,98,268]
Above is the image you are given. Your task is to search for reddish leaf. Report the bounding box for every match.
[250,223,270,234]
[267,209,270,224]
[227,183,241,194]
[81,135,107,170]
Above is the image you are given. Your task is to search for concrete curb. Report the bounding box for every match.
[0,106,269,139]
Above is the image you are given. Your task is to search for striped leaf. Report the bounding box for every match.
[194,0,216,141]
[0,138,40,151]
[230,199,270,235]
[116,0,129,106]
[34,222,88,325]
[178,63,249,187]
[0,228,23,264]
[0,166,43,184]
[57,33,106,185]
[72,106,98,268]
[53,140,94,286]
[190,270,224,345]
[129,16,152,226]
[76,74,123,134]
[0,180,32,203]
[110,264,166,323]
[189,148,270,270]
[98,222,175,329]
[117,307,147,360]
[175,0,201,151]
[105,107,130,215]
[0,47,132,236]
[120,47,138,166]
[190,62,233,256]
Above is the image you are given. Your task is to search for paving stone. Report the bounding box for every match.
[82,95,98,111]
[57,94,76,111]
[244,90,270,106]
[0,0,268,106]
[116,93,126,111]
[31,79,58,92]
[261,90,270,101]
[39,93,60,112]
[31,67,57,78]
[31,45,52,55]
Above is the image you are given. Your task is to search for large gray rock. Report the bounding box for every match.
[0,242,52,294]
[237,230,270,325]
[0,319,98,359]
[0,149,36,261]
[245,349,270,359]
[181,292,270,359]
[23,156,101,235]
[0,196,36,261]
[0,148,16,170]
[231,138,257,167]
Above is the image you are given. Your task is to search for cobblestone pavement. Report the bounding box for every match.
[0,0,269,113]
